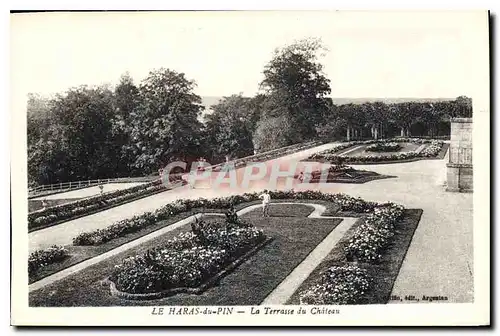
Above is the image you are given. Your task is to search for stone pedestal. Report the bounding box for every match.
[446,118,473,192]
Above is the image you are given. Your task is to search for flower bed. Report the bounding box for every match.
[211,140,322,172]
[109,213,266,295]
[308,139,444,163]
[299,265,372,305]
[72,191,380,246]
[365,142,402,152]
[28,245,68,277]
[294,165,389,184]
[28,178,177,231]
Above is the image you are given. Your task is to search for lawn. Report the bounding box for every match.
[286,209,423,305]
[29,206,342,306]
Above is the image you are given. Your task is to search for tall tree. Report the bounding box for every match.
[27,93,52,148]
[452,96,473,118]
[124,68,203,173]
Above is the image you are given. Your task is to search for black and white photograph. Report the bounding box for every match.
[10,10,490,326]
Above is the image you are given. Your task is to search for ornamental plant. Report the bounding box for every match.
[299,265,372,305]
[110,214,266,294]
[28,245,68,276]
[365,142,402,152]
[28,179,168,230]
[72,191,385,246]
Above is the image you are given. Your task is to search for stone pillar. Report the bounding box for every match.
[446,118,473,192]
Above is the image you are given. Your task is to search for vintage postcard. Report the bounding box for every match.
[10,10,490,326]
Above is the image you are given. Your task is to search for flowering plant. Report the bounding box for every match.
[309,139,444,163]
[344,203,405,262]
[29,179,167,230]
[365,142,402,152]
[110,215,266,294]
[73,191,390,246]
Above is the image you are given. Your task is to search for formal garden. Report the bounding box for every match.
[29,190,422,306]
[26,38,468,308]
[307,138,449,164]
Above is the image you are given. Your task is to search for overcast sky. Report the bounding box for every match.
[11,11,488,103]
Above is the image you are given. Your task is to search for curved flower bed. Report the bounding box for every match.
[73,191,381,246]
[28,245,68,277]
[365,142,402,152]
[109,216,266,295]
[28,179,176,231]
[309,139,444,163]
[299,265,372,305]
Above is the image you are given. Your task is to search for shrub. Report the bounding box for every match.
[29,141,322,231]
[28,245,68,276]
[299,201,406,304]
